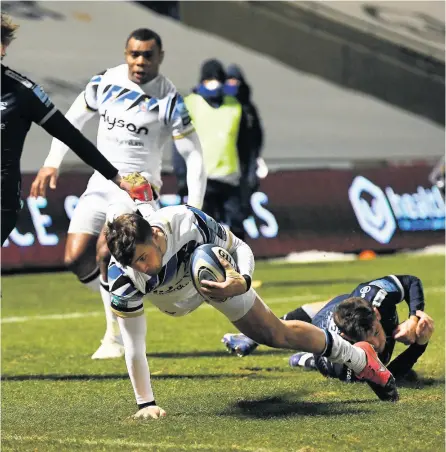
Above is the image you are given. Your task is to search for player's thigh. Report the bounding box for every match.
[219,291,283,346]
[208,288,257,324]
[226,292,326,351]
[68,191,107,237]
[65,191,106,265]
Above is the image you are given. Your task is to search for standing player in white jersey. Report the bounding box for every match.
[30,28,206,359]
[104,202,398,420]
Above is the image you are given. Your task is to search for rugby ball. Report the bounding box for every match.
[189,244,238,303]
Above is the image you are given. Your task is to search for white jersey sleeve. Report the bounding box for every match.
[167,94,206,209]
[43,71,104,169]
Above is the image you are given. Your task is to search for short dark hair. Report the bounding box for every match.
[105,214,153,267]
[1,13,19,45]
[333,297,376,342]
[126,28,162,50]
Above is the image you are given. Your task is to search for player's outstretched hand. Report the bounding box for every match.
[133,405,166,420]
[200,256,248,300]
[393,316,419,345]
[30,167,58,198]
[415,310,434,345]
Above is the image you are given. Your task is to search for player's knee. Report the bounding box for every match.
[64,247,97,280]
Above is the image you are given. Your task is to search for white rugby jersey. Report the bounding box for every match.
[45,64,195,190]
[108,205,254,318]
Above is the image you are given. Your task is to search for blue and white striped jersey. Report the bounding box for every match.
[49,64,194,190]
[108,205,237,318]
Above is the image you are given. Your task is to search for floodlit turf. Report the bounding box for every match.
[1,254,445,452]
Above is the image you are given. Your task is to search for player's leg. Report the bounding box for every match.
[222,301,322,357]
[287,297,344,369]
[223,184,246,241]
[1,208,19,245]
[65,189,125,358]
[90,227,124,359]
[64,232,100,288]
[202,179,221,221]
[211,291,398,401]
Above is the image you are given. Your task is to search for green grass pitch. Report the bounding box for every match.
[1,254,444,451]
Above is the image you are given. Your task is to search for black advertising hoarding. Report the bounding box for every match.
[2,164,444,270]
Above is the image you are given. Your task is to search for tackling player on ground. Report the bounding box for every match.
[104,200,398,420]
[222,275,434,383]
[30,28,206,359]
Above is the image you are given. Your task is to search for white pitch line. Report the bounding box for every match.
[2,434,277,452]
[1,287,443,325]
[0,294,321,324]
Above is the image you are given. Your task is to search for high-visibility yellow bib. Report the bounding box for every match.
[185,93,242,178]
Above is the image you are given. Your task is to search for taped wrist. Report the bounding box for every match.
[242,274,252,292]
[138,400,157,410]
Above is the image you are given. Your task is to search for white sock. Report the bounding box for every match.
[80,268,101,292]
[99,276,122,343]
[327,333,366,374]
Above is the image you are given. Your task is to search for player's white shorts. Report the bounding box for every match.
[146,288,257,322]
[68,172,159,236]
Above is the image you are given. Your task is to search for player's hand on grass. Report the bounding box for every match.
[415,310,434,345]
[133,405,166,420]
[393,316,419,345]
[200,256,248,300]
[30,166,58,198]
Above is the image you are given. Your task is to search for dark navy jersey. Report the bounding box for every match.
[312,275,425,365]
[1,65,56,210]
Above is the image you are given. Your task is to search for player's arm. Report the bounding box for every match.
[170,94,206,209]
[187,206,254,299]
[387,310,434,378]
[393,275,425,316]
[28,74,121,197]
[108,263,166,419]
[391,275,425,345]
[43,73,102,170]
[42,92,97,169]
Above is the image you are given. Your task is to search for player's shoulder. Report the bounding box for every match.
[87,64,125,85]
[360,275,403,294]
[108,258,146,296]
[2,65,36,90]
[156,74,177,97]
[150,205,190,226]
[2,65,53,108]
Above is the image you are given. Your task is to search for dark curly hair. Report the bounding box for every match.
[105,214,153,267]
[333,297,376,342]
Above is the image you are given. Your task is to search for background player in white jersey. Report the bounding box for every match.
[104,203,398,420]
[30,28,206,359]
